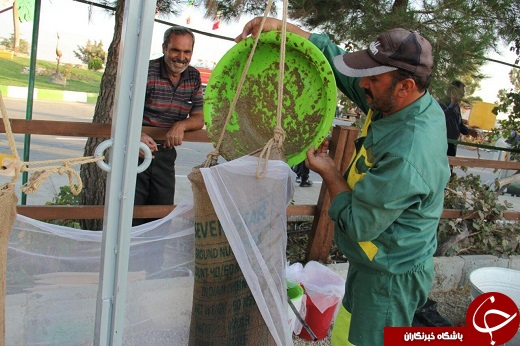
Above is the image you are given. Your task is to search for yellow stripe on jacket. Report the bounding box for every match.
[346,110,378,261]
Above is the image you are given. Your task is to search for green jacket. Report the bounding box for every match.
[310,33,451,274]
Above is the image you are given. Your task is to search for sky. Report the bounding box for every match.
[0,0,246,68]
[0,0,517,105]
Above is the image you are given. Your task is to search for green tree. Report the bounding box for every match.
[80,0,124,230]
[510,68,520,91]
[494,68,520,160]
[202,0,276,21]
[287,0,520,99]
[4,0,34,54]
[73,39,107,65]
[0,34,29,54]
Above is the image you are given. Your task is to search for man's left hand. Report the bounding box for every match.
[165,123,186,148]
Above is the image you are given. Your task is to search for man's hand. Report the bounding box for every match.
[468,128,481,138]
[140,133,158,158]
[305,141,335,174]
[235,17,311,43]
[165,122,186,148]
[305,141,350,199]
[235,17,282,42]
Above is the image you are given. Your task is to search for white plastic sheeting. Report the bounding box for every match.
[5,156,296,345]
[6,202,196,345]
[201,156,296,346]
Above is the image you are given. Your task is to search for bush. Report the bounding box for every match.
[0,34,30,54]
[63,64,73,79]
[436,171,519,257]
[44,185,81,229]
[88,58,103,71]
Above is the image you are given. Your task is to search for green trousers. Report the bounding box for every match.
[331,258,434,346]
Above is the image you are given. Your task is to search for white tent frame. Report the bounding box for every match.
[91,1,157,345]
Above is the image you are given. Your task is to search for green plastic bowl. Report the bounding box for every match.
[203,31,337,167]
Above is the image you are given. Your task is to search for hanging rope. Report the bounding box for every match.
[203,0,289,176]
[0,90,103,195]
[255,0,289,178]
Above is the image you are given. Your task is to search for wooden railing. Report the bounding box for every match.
[2,119,520,261]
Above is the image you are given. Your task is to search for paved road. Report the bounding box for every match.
[1,98,518,211]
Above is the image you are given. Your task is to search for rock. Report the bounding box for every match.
[49,72,67,86]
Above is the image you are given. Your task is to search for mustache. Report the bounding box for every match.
[172,59,188,64]
[364,88,373,98]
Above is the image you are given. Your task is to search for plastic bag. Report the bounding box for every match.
[301,261,345,314]
[295,261,345,340]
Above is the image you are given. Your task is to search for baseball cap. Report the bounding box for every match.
[333,28,433,78]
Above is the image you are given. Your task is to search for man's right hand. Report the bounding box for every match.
[468,128,481,138]
[140,133,158,158]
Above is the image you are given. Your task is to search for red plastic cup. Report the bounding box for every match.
[297,294,338,340]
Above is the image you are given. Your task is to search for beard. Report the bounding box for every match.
[365,85,397,115]
[166,58,189,75]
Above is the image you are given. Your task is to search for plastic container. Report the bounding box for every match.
[469,267,520,309]
[298,291,339,340]
[287,280,304,333]
[204,31,337,167]
[296,261,345,341]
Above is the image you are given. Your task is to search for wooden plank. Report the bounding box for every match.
[16,205,520,222]
[16,205,172,220]
[441,209,520,221]
[0,119,210,142]
[306,126,360,262]
[0,119,111,137]
[449,156,520,170]
[16,204,317,220]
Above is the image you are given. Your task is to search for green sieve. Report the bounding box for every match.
[203,31,337,167]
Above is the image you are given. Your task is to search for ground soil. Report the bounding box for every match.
[429,285,473,327]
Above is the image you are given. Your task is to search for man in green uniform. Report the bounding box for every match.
[236,20,450,345]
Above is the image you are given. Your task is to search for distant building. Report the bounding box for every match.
[196,67,212,95]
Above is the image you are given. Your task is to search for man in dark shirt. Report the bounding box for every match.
[442,80,479,156]
[134,26,204,226]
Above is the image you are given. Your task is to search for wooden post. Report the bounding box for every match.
[306,125,360,262]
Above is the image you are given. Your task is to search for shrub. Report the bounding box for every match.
[436,171,519,257]
[88,58,103,71]
[44,185,81,229]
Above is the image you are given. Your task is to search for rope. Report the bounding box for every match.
[0,94,19,162]
[0,90,103,195]
[203,0,282,170]
[255,0,289,178]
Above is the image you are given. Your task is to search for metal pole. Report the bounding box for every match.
[94,0,157,344]
[21,0,41,205]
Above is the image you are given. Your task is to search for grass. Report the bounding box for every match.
[0,56,102,93]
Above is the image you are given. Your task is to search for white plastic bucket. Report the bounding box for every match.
[469,267,520,309]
